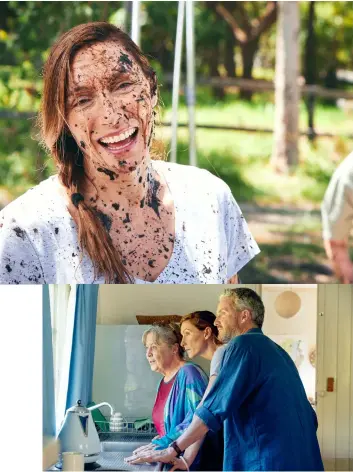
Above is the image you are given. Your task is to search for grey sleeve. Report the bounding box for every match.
[322,166,353,241]
[0,213,45,284]
[210,345,227,377]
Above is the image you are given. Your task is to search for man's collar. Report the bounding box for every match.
[246,327,263,334]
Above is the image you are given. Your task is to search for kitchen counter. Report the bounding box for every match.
[94,435,158,471]
[91,451,157,471]
[49,435,159,471]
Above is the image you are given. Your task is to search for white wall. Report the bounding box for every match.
[96,284,260,324]
[317,284,353,471]
[261,284,317,401]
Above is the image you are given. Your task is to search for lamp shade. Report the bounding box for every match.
[275,291,301,318]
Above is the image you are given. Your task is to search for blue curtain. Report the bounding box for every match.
[43,285,56,437]
[66,285,99,409]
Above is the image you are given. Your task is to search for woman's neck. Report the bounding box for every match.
[162,358,185,382]
[83,157,156,208]
[201,341,219,361]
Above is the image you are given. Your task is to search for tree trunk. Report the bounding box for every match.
[100,2,110,22]
[205,1,277,100]
[239,38,259,100]
[304,1,316,85]
[0,2,17,65]
[271,1,300,173]
[0,4,8,29]
[209,47,225,100]
[224,31,236,77]
[123,1,132,34]
[304,1,317,140]
[323,66,338,105]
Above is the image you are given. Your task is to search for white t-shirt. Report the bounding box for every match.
[210,345,227,377]
[0,161,259,284]
[322,151,353,241]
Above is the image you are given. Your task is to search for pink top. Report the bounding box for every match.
[152,376,176,436]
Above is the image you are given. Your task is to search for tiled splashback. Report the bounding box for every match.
[92,325,211,418]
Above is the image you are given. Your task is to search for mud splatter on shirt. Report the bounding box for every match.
[0,161,259,284]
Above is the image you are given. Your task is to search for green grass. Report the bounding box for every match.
[155,132,347,206]
[239,240,331,283]
[160,87,353,134]
[153,90,353,207]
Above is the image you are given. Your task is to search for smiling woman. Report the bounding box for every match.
[0,22,259,284]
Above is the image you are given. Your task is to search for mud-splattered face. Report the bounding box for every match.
[66,41,156,174]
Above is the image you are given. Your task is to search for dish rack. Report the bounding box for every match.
[95,415,157,436]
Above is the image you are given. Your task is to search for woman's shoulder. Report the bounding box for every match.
[210,344,227,370]
[153,160,231,196]
[213,344,227,362]
[0,175,64,230]
[178,362,208,381]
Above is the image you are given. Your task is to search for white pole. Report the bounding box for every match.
[131,0,141,47]
[185,0,197,166]
[170,0,185,164]
[271,1,300,172]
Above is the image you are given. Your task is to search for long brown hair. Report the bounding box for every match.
[38,22,158,283]
[180,311,223,345]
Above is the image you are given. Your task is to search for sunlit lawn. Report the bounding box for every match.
[157,90,353,207]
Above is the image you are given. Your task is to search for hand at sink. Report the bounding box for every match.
[132,442,156,456]
[99,440,159,470]
[101,441,151,454]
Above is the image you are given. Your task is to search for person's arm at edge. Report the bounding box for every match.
[322,164,353,283]
[227,274,238,283]
[323,239,353,283]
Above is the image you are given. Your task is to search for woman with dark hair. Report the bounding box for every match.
[0,21,259,284]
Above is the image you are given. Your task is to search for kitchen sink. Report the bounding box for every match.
[101,441,150,453]
[96,438,157,471]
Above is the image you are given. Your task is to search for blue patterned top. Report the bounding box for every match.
[152,362,208,449]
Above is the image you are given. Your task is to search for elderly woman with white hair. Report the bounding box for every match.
[132,323,220,471]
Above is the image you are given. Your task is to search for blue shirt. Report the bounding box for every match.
[196,328,324,471]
